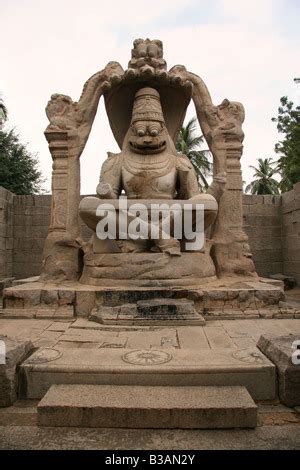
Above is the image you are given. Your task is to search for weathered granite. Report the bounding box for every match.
[257,334,300,407]
[0,336,33,407]
[37,384,257,429]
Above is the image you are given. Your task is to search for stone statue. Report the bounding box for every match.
[80,87,222,258]
[41,38,257,285]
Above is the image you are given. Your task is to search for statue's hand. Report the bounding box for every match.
[96,182,114,199]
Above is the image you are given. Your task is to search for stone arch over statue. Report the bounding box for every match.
[41,38,256,282]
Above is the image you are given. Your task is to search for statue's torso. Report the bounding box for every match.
[122,151,177,199]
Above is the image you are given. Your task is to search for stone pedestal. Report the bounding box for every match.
[1,278,288,320]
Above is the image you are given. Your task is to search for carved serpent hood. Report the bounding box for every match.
[103,40,192,149]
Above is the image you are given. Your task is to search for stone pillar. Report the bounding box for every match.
[41,131,82,280]
[39,62,124,281]
[212,139,256,277]
[206,101,257,277]
[184,68,256,277]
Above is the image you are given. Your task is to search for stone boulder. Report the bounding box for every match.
[0,335,34,407]
[257,334,300,407]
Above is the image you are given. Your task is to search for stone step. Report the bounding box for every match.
[91,298,206,326]
[37,384,257,428]
[21,346,276,401]
[12,276,40,287]
[0,400,38,426]
[103,289,183,306]
[0,307,73,319]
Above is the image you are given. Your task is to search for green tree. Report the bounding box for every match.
[176,116,211,189]
[0,128,43,194]
[0,98,8,128]
[245,158,280,195]
[272,96,300,192]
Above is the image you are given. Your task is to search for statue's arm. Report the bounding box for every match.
[176,154,200,199]
[97,153,123,199]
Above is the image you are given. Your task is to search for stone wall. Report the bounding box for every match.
[243,193,282,278]
[0,185,300,283]
[0,187,14,278]
[12,194,51,279]
[282,182,300,285]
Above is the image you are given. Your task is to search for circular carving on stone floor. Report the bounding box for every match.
[232,348,265,364]
[122,349,173,366]
[26,348,63,364]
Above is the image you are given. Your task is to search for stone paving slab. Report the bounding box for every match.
[231,337,257,349]
[57,330,119,342]
[56,341,103,349]
[0,307,74,319]
[175,327,210,349]
[0,423,299,450]
[118,328,178,350]
[47,322,74,332]
[204,326,236,349]
[69,318,155,331]
[1,318,300,353]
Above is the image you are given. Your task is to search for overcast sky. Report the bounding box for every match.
[1,0,300,193]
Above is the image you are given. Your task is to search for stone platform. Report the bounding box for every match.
[20,344,276,400]
[2,315,300,433]
[1,277,295,321]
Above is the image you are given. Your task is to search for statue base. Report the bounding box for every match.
[1,277,290,320]
[79,252,217,288]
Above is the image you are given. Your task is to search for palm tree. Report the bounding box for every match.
[0,98,8,129]
[176,117,211,189]
[245,158,280,195]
